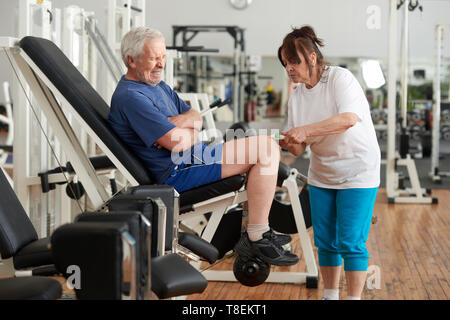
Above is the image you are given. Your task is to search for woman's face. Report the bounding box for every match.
[281,49,312,84]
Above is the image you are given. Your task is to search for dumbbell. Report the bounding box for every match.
[371,109,381,122]
[410,124,423,141]
[442,110,450,122]
[441,125,450,141]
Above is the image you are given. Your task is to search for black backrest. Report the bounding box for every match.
[0,169,38,259]
[19,36,153,185]
[75,211,147,300]
[51,222,128,300]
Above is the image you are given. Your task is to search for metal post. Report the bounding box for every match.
[431,25,443,180]
[386,0,398,198]
[400,1,409,130]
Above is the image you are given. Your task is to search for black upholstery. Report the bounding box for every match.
[178,232,219,264]
[179,175,246,210]
[151,253,207,299]
[118,185,175,254]
[75,211,148,300]
[66,155,115,173]
[13,238,52,269]
[19,36,153,185]
[0,169,53,270]
[107,192,167,257]
[277,162,291,187]
[51,222,129,300]
[0,169,38,259]
[0,277,62,300]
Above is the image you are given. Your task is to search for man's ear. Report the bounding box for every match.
[126,55,136,68]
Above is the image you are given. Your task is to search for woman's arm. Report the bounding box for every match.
[281,112,358,144]
[279,139,307,157]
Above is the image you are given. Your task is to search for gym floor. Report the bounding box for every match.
[186,186,449,300]
[54,152,450,300]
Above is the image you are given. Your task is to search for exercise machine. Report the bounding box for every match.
[386,0,437,204]
[172,25,246,123]
[430,23,450,183]
[0,81,14,187]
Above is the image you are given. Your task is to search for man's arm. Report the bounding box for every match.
[168,109,202,130]
[154,108,202,151]
[156,127,200,153]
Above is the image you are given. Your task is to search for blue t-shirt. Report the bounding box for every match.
[109,77,192,184]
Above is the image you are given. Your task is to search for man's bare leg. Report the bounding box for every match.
[221,135,280,226]
[220,135,299,266]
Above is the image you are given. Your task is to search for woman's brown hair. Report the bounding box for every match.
[278,25,327,76]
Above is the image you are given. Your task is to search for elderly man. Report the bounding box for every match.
[108,27,298,266]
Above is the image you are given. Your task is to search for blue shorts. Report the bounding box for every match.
[164,142,223,193]
[308,185,378,271]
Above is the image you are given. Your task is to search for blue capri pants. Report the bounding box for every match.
[308,185,378,271]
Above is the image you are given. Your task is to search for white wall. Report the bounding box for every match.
[0,0,449,103]
[144,0,450,59]
[2,0,449,56]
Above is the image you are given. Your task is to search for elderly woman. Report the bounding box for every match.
[278,26,380,300]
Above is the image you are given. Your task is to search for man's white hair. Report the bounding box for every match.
[121,27,165,68]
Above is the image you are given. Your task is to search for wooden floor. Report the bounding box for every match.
[18,188,449,300]
[186,188,450,300]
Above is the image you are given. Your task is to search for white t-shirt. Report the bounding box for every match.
[286,66,380,189]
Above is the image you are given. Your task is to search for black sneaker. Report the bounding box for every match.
[272,231,292,247]
[234,231,299,266]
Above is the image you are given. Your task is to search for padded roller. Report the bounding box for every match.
[151,253,207,299]
[269,185,312,234]
[277,162,291,187]
[0,277,62,300]
[66,155,115,173]
[178,232,219,264]
[209,207,243,259]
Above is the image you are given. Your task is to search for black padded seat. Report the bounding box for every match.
[0,168,53,272]
[151,253,207,299]
[19,36,153,185]
[0,277,62,300]
[179,175,245,211]
[13,238,53,269]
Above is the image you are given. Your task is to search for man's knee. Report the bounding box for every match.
[259,135,280,163]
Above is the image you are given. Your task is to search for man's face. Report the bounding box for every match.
[133,38,166,86]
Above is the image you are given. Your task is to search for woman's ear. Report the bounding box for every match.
[309,52,317,67]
